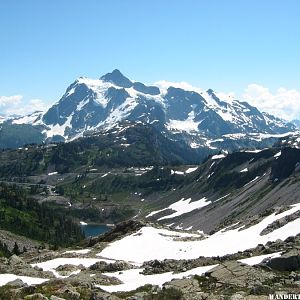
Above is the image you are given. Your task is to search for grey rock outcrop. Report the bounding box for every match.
[266,249,300,271]
[24,293,49,300]
[89,260,132,272]
[206,261,273,288]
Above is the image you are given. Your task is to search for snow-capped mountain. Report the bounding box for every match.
[11,111,43,125]
[4,69,297,149]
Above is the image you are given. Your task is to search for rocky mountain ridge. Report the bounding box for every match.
[2,69,297,151]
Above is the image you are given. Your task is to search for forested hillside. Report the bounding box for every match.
[0,183,84,254]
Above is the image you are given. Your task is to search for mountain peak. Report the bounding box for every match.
[206,89,215,95]
[100,69,133,88]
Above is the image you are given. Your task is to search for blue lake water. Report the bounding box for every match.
[81,224,111,237]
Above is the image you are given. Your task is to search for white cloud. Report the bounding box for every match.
[0,95,48,116]
[154,80,204,95]
[0,95,23,107]
[241,84,300,121]
[215,91,236,103]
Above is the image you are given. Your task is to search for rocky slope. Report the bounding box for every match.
[0,221,299,299]
[134,133,300,232]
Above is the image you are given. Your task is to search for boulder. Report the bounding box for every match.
[9,255,25,266]
[164,278,201,294]
[266,249,300,271]
[56,285,80,299]
[6,278,27,287]
[66,270,122,286]
[24,293,49,300]
[206,261,273,288]
[163,278,211,300]
[89,260,132,272]
[91,290,121,299]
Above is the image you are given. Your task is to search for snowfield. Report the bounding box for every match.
[146,194,231,220]
[211,154,226,160]
[97,265,218,293]
[99,203,300,264]
[0,274,48,287]
[238,252,282,266]
[274,151,282,158]
[185,167,198,173]
[146,197,210,219]
[167,114,199,133]
[157,197,211,221]
[95,251,282,292]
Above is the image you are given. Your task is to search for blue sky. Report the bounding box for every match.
[1,0,300,119]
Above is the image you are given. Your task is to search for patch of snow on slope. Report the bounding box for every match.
[190,142,201,148]
[126,87,166,108]
[76,98,90,111]
[223,133,247,140]
[211,154,226,160]
[146,208,169,218]
[207,172,214,179]
[12,111,43,125]
[158,197,211,221]
[256,132,296,141]
[200,91,220,108]
[98,203,300,263]
[185,167,198,173]
[240,168,248,173]
[64,249,91,254]
[245,149,265,153]
[174,170,185,175]
[101,96,138,128]
[214,193,231,202]
[238,252,282,266]
[74,78,117,107]
[0,274,48,286]
[97,264,217,292]
[274,151,281,158]
[48,171,58,176]
[215,108,233,122]
[167,110,199,133]
[244,176,260,187]
[45,113,73,138]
